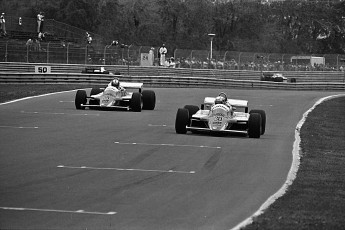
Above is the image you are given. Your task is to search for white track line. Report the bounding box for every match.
[0,125,39,129]
[230,94,345,230]
[0,89,83,106]
[0,206,116,215]
[148,124,167,127]
[21,111,99,116]
[57,165,196,174]
[114,141,221,149]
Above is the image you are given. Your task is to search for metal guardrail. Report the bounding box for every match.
[0,72,344,91]
[1,62,345,83]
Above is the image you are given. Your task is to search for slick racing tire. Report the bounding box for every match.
[250,109,266,135]
[131,92,142,112]
[175,108,189,134]
[75,90,87,110]
[248,113,261,138]
[142,90,156,110]
[183,105,199,120]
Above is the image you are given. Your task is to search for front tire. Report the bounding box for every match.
[142,90,156,110]
[248,113,261,138]
[250,109,266,135]
[75,90,87,110]
[131,92,142,112]
[175,108,189,134]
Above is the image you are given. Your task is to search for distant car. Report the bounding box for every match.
[175,92,266,138]
[74,82,156,112]
[81,66,110,74]
[261,72,288,82]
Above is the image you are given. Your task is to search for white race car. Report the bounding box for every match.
[75,82,156,112]
[175,92,266,138]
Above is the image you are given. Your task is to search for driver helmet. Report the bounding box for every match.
[111,78,120,88]
[215,96,226,105]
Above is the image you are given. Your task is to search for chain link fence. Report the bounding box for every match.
[1,40,345,71]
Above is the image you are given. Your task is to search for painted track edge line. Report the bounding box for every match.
[0,89,87,105]
[230,93,345,230]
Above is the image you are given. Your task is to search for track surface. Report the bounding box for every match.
[0,88,340,230]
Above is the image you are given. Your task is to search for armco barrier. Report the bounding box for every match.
[1,62,345,83]
[0,72,344,91]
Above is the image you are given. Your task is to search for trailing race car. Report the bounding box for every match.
[74,79,156,112]
[260,72,288,82]
[175,92,266,138]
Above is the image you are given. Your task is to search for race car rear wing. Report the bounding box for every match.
[120,82,143,92]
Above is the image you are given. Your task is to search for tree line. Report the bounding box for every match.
[1,0,344,54]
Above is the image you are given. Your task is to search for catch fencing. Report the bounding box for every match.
[1,40,345,72]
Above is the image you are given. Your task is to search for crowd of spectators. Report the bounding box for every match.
[174,57,343,72]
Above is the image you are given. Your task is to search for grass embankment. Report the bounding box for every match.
[245,96,345,230]
[0,84,90,103]
[1,85,344,229]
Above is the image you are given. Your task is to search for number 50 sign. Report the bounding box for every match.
[35,66,51,74]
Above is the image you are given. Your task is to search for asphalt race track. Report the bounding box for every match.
[0,88,341,230]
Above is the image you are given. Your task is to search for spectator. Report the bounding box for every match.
[37,12,44,33]
[26,38,34,50]
[159,43,167,66]
[148,47,155,66]
[169,57,176,68]
[38,32,45,41]
[0,13,7,36]
[111,40,119,46]
[86,32,92,44]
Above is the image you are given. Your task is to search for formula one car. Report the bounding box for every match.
[74,82,156,112]
[175,92,266,138]
[260,72,288,82]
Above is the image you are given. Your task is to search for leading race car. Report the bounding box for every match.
[74,78,156,112]
[175,92,266,138]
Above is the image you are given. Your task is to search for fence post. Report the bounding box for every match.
[85,45,88,65]
[238,52,242,70]
[5,41,8,62]
[190,50,194,69]
[103,45,108,65]
[223,51,228,70]
[67,43,70,64]
[47,42,51,63]
[26,43,29,63]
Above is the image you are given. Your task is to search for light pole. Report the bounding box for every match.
[208,33,215,61]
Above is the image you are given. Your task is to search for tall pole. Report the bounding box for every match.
[208,33,215,60]
[208,33,215,69]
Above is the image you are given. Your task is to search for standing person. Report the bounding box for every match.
[159,44,167,66]
[86,32,92,44]
[148,47,155,66]
[0,13,7,36]
[37,12,44,33]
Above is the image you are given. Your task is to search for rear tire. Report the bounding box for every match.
[75,90,87,110]
[131,92,142,112]
[175,108,189,134]
[248,113,261,138]
[142,90,156,110]
[250,109,266,135]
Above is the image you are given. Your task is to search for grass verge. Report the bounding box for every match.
[1,84,344,229]
[0,84,91,103]
[244,96,345,229]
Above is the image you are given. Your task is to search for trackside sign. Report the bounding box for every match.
[35,66,51,74]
